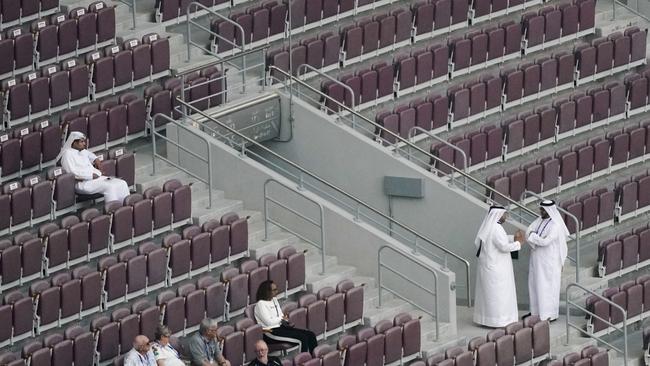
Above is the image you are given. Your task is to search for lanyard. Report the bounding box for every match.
[273,299,281,317]
[138,353,151,366]
[204,339,214,362]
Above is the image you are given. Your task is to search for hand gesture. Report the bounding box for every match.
[513,230,524,243]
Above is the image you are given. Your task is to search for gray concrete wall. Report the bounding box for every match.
[263,94,533,307]
[165,123,458,325]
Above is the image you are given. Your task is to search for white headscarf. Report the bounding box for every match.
[540,200,569,265]
[56,131,86,163]
[475,205,507,250]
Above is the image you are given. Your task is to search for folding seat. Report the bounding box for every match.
[22,175,50,220]
[107,45,133,87]
[162,179,191,225]
[559,150,578,187]
[638,176,650,209]
[86,52,114,94]
[211,20,235,53]
[98,256,127,308]
[394,313,420,359]
[360,69,378,105]
[558,3,578,37]
[375,320,402,364]
[430,94,449,130]
[303,38,323,70]
[636,227,650,263]
[43,333,73,366]
[142,187,172,231]
[258,254,287,296]
[181,226,210,277]
[356,328,383,366]
[240,259,268,303]
[0,134,20,180]
[157,291,185,334]
[554,100,575,135]
[626,27,647,62]
[22,342,50,366]
[472,0,490,19]
[250,7,270,43]
[92,316,120,363]
[471,33,488,66]
[505,119,524,153]
[469,81,486,117]
[30,280,60,332]
[413,2,434,36]
[599,240,622,275]
[468,131,487,165]
[163,234,191,285]
[487,27,505,61]
[589,88,609,122]
[283,301,307,330]
[198,276,226,320]
[555,52,575,87]
[450,38,471,74]
[627,127,645,161]
[123,194,152,241]
[536,107,556,141]
[129,300,159,340]
[299,293,326,336]
[33,21,58,63]
[222,267,248,315]
[70,8,97,49]
[618,182,638,217]
[610,132,630,166]
[372,62,394,100]
[627,75,648,112]
[0,36,13,77]
[117,249,145,299]
[377,14,396,49]
[503,69,523,107]
[543,8,561,42]
[201,220,229,268]
[576,145,594,180]
[3,181,30,226]
[100,100,127,142]
[433,0,451,30]
[395,55,416,93]
[431,44,448,79]
[607,288,627,325]
[414,50,433,87]
[575,95,593,130]
[621,233,640,268]
[539,58,557,92]
[578,0,595,32]
[522,13,543,50]
[524,164,542,194]
[294,352,313,366]
[266,2,286,36]
[522,113,540,147]
[25,72,51,115]
[590,351,608,366]
[43,66,69,109]
[412,100,433,131]
[432,143,454,174]
[220,212,248,259]
[39,223,67,274]
[575,45,596,82]
[449,87,469,122]
[597,189,616,224]
[63,326,93,366]
[593,38,613,76]
[10,28,33,70]
[4,291,33,342]
[591,138,610,173]
[3,79,29,122]
[522,63,540,99]
[395,106,415,138]
[179,284,205,333]
[487,175,509,204]
[540,157,559,192]
[475,342,496,366]
[508,170,525,201]
[451,0,468,25]
[322,81,345,113]
[608,82,626,117]
[317,286,345,333]
[63,59,90,102]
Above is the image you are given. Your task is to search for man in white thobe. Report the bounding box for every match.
[526,200,569,322]
[58,131,130,203]
[473,205,523,327]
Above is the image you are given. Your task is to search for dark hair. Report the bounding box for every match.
[256,280,276,301]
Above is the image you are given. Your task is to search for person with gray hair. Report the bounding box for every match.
[124,335,157,366]
[187,319,231,366]
[151,325,184,366]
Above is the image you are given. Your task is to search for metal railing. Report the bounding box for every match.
[269,66,539,226]
[264,178,326,274]
[378,245,439,340]
[186,2,245,62]
[114,0,136,29]
[566,282,628,365]
[150,113,213,208]
[406,126,469,185]
[171,96,473,306]
[521,190,581,282]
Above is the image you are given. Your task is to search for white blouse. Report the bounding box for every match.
[255,298,283,329]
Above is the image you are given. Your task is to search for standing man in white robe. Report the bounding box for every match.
[525,200,569,322]
[58,131,130,203]
[473,205,524,327]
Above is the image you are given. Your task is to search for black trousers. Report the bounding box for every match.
[265,325,318,353]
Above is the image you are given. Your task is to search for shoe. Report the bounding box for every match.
[548,318,558,323]
[521,312,531,320]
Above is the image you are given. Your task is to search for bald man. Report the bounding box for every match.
[125,335,157,366]
[247,340,283,366]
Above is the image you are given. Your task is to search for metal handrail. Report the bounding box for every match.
[521,190,581,282]
[186,2,245,62]
[378,245,439,340]
[406,126,469,189]
[173,96,473,306]
[264,178,325,274]
[297,64,356,111]
[173,45,270,76]
[114,0,136,29]
[269,66,538,221]
[566,282,627,365]
[612,0,650,21]
[151,113,213,208]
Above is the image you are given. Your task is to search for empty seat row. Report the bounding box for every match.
[548,346,609,366]
[210,1,286,53]
[0,150,133,236]
[576,27,647,85]
[331,313,421,366]
[143,212,248,288]
[0,27,36,79]
[61,92,147,151]
[422,316,550,366]
[32,2,116,67]
[105,178,191,251]
[625,68,650,118]
[0,0,58,29]
[521,0,595,54]
[0,119,61,181]
[156,0,231,22]
[86,33,170,99]
[321,61,394,112]
[471,0,540,23]
[2,58,90,127]
[614,171,650,221]
[486,124,650,203]
[586,274,650,334]
[556,188,616,235]
[598,223,650,278]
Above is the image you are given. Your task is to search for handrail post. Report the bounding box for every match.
[263,182,270,241]
[206,143,213,209]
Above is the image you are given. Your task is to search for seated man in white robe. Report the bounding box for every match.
[525,200,569,322]
[58,131,130,203]
[473,205,523,327]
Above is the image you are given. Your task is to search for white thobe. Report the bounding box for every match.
[526,217,564,320]
[60,149,130,203]
[473,224,520,327]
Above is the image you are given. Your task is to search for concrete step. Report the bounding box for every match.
[306,264,357,294]
[192,198,245,224]
[363,297,415,325]
[248,230,303,258]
